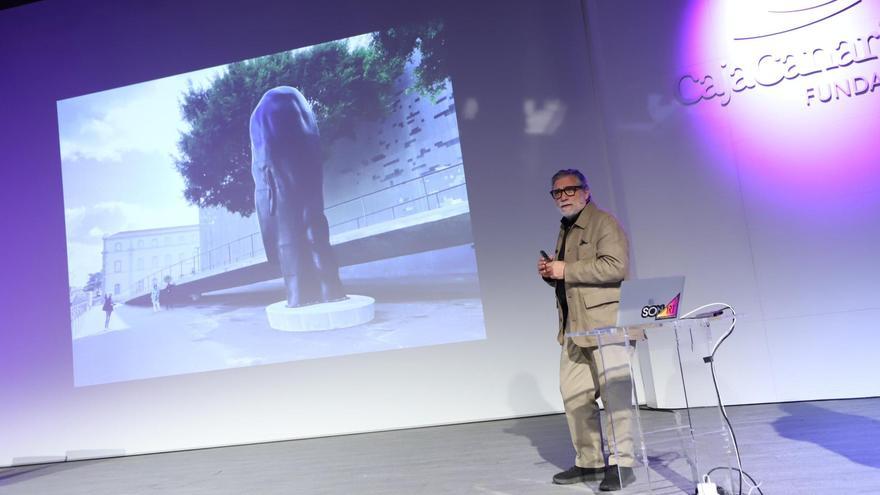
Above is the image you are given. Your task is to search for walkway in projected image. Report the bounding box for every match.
[72,245,484,387]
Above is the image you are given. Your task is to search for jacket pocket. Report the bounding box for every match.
[582,300,619,330]
[576,240,596,260]
[582,286,620,309]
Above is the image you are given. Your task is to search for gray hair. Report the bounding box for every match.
[551,169,589,189]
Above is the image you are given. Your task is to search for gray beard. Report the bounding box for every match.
[561,205,584,220]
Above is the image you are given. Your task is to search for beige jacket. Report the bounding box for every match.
[550,201,643,346]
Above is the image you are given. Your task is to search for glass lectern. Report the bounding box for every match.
[566,316,737,494]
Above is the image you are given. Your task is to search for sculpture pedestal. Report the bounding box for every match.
[266,295,374,332]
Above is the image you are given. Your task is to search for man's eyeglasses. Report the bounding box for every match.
[549,185,584,199]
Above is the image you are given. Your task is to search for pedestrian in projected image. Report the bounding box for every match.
[537,168,640,491]
[151,283,161,312]
[102,294,114,329]
[163,280,175,310]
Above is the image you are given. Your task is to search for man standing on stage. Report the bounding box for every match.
[537,168,638,491]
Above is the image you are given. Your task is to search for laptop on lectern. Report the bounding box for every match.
[616,276,685,328]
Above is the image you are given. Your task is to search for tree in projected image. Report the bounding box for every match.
[174,21,448,217]
[84,271,103,294]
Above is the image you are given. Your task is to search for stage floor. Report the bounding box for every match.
[1,398,878,494]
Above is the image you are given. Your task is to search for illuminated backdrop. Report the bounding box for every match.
[677,0,880,202]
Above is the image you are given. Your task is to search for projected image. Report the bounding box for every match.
[59,21,485,387]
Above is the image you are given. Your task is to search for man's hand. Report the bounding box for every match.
[538,257,565,280]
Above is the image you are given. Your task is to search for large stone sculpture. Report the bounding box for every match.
[250,86,346,307]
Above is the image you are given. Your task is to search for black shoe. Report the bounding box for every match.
[552,465,605,485]
[599,466,635,491]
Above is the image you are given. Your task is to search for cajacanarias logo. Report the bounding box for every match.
[676,0,880,108]
[641,293,680,320]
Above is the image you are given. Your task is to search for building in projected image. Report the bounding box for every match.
[102,225,199,298]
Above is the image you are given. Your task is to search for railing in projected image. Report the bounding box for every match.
[121,163,469,300]
[328,182,468,234]
[325,163,468,235]
[69,298,92,332]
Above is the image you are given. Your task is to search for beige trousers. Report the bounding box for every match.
[559,338,635,468]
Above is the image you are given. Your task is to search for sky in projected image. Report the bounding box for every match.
[58,24,485,386]
[676,0,880,205]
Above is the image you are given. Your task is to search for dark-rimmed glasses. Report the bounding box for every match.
[549,185,584,199]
